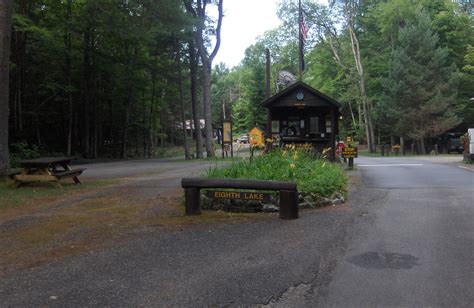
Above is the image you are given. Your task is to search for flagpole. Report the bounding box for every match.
[298,0,303,81]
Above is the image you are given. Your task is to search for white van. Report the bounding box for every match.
[468,128,474,156]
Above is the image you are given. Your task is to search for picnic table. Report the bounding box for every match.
[12,157,86,189]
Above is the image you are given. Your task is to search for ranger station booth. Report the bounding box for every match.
[262,81,341,162]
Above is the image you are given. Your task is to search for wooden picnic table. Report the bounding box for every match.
[13,157,86,189]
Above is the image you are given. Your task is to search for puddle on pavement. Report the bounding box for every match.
[347,251,420,269]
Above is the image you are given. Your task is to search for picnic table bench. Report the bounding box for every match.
[13,157,86,189]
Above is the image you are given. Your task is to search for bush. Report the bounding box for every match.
[207,148,347,198]
[9,143,41,167]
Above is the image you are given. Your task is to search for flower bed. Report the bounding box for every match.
[204,148,347,212]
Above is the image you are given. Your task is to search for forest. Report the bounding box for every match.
[0,0,473,173]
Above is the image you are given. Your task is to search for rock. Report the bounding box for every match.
[332,198,343,205]
[298,193,305,202]
[262,204,279,212]
[320,197,333,206]
[298,202,314,209]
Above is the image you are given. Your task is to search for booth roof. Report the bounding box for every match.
[261,81,341,108]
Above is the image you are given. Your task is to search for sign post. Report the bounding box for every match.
[222,121,233,158]
[342,146,358,170]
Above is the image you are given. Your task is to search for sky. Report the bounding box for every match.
[213,0,281,68]
[213,0,328,69]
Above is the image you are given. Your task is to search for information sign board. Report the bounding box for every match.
[342,147,358,158]
[223,122,232,143]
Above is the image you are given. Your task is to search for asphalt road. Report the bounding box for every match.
[322,156,474,307]
[1,155,473,306]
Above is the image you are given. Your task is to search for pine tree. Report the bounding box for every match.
[382,11,461,154]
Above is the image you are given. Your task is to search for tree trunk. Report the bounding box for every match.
[0,0,12,174]
[189,40,203,158]
[202,61,214,157]
[193,0,223,158]
[178,66,189,160]
[419,138,426,155]
[348,23,375,153]
[81,28,92,157]
[120,47,139,159]
[65,0,73,156]
[400,136,405,155]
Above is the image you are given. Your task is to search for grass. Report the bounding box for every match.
[207,148,347,198]
[0,179,119,210]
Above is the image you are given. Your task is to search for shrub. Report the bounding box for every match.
[207,148,346,198]
[9,143,41,167]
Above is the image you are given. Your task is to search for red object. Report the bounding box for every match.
[336,142,345,157]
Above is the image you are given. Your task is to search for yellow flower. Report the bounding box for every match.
[293,153,298,160]
[289,163,296,169]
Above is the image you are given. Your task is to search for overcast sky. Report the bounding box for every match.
[213,0,327,69]
[212,0,281,68]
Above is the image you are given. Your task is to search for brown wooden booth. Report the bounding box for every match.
[262,81,341,162]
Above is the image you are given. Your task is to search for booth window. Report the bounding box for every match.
[309,117,319,133]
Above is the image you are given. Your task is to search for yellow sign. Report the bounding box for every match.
[346,136,353,142]
[223,122,232,143]
[249,127,264,146]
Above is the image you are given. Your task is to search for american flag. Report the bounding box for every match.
[300,16,308,44]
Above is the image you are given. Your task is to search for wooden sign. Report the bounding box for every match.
[346,136,353,142]
[249,127,264,146]
[342,147,358,158]
[223,121,232,143]
[206,190,272,202]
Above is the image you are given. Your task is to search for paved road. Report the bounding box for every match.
[323,156,474,307]
[1,155,473,306]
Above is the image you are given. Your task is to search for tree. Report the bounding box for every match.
[185,0,224,158]
[197,0,223,158]
[0,0,12,174]
[382,12,461,154]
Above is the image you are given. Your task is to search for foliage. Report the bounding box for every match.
[207,148,347,197]
[381,11,461,144]
[6,0,474,163]
[9,143,41,167]
[9,0,192,159]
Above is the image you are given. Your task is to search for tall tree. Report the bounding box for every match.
[0,0,12,174]
[187,0,223,158]
[382,11,461,154]
[331,0,376,152]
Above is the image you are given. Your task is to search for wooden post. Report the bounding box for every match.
[184,188,201,215]
[330,108,336,162]
[348,158,354,170]
[279,190,298,219]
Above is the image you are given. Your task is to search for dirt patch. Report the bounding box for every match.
[0,179,273,276]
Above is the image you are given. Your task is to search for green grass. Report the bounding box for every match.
[0,179,119,209]
[207,148,347,198]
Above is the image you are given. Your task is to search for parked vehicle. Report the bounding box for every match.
[239,134,249,144]
[440,132,464,154]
